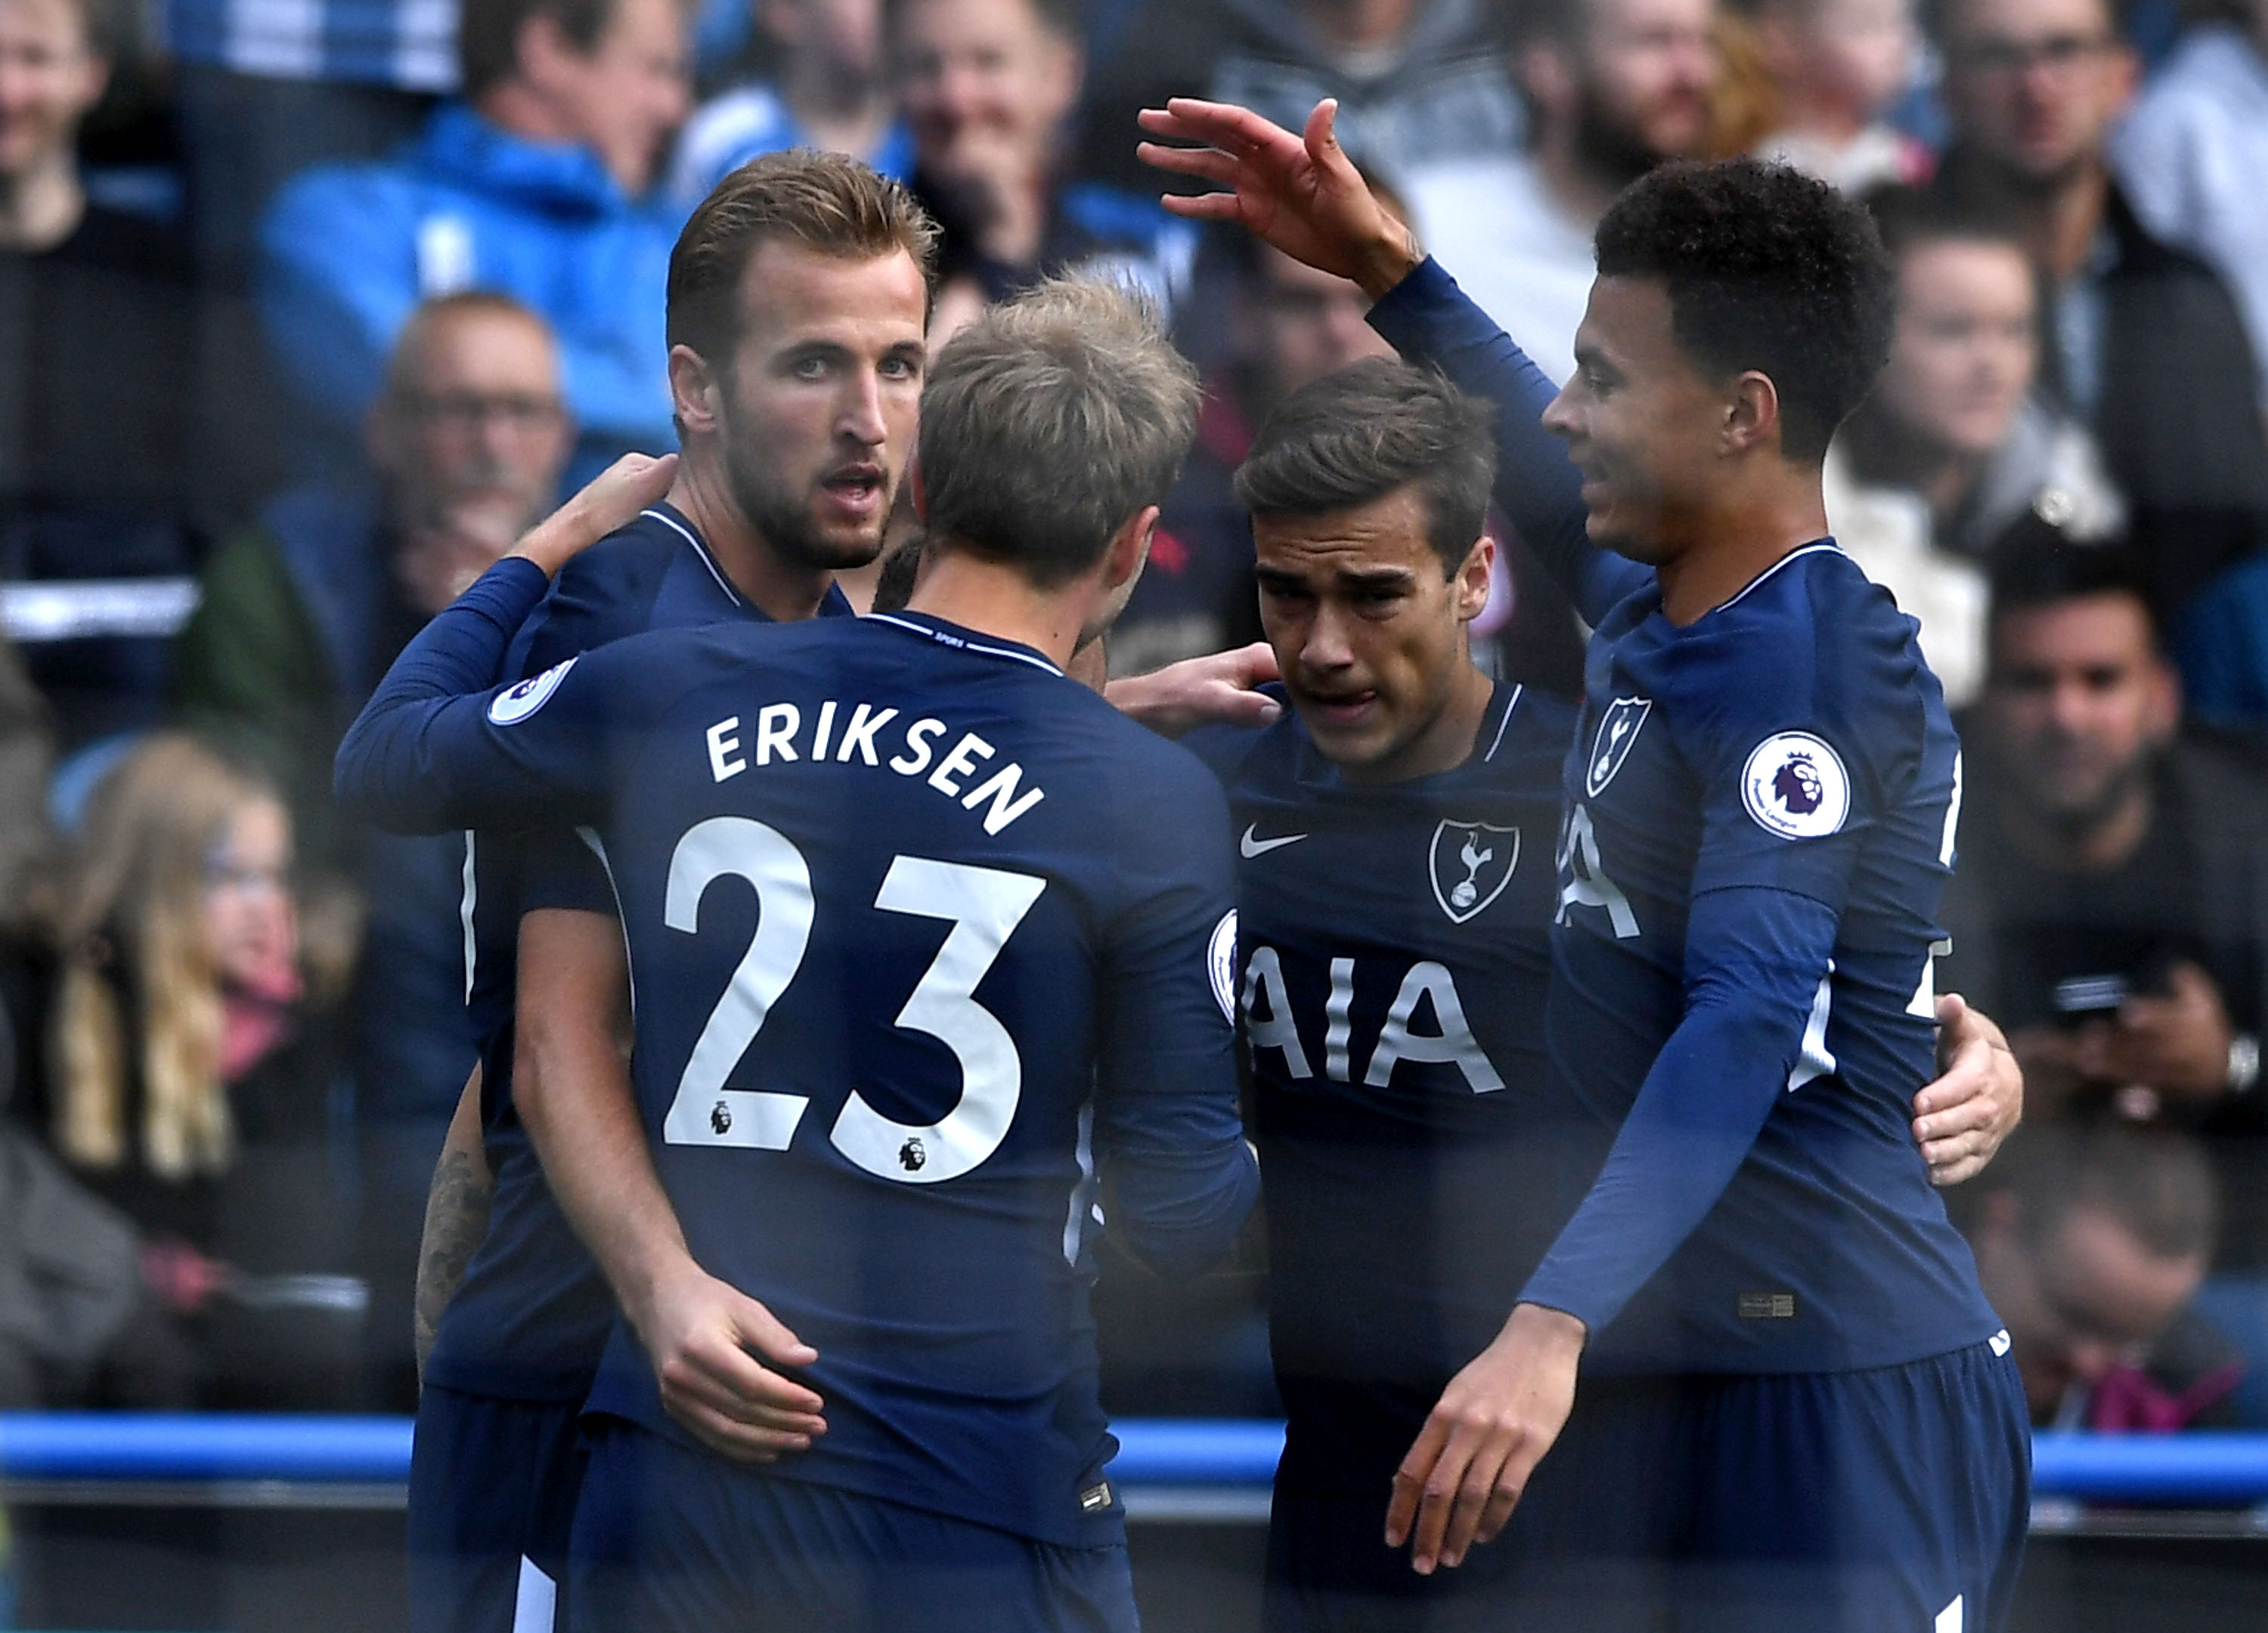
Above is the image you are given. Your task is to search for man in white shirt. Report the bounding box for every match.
[1401,0,1715,380]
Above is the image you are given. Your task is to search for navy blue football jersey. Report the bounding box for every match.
[338,562,1259,1546]
[426,503,851,1403]
[1372,261,2004,1376]
[1531,544,2002,1371]
[1188,679,1578,1490]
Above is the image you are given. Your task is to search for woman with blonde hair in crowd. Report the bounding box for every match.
[36,733,363,1408]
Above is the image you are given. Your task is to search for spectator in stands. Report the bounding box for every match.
[1967,1122,2242,1429]
[175,293,569,1410]
[893,0,1197,346]
[0,0,206,748]
[27,736,360,1410]
[1827,195,2123,703]
[1399,0,1718,380]
[257,0,689,482]
[670,0,911,209]
[1744,0,1931,191]
[2109,0,2268,420]
[1941,524,2268,1427]
[177,293,570,841]
[1075,0,1523,196]
[1931,0,2268,618]
[166,0,442,293]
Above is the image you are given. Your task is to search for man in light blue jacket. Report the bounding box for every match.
[258,0,691,482]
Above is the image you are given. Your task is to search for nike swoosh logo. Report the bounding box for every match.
[1239,824,1309,858]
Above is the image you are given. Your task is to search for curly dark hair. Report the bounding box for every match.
[1594,160,1895,464]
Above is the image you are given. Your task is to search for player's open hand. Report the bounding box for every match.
[1105,641,1284,735]
[1913,993,2022,1186]
[1387,1302,1583,1574]
[638,1258,826,1464]
[511,451,679,578]
[1136,99,1424,300]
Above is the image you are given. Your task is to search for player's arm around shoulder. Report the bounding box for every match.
[333,455,675,832]
[1089,738,1258,1281]
[516,905,829,1464]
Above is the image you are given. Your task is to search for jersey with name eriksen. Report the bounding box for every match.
[398,605,1253,1547]
[425,503,848,1404]
[1542,542,2002,1374]
[1189,680,1576,1489]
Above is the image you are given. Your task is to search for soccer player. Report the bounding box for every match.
[401,150,933,1633]
[338,277,1259,1631]
[1186,359,1579,1632]
[406,147,1275,1633]
[1144,101,2030,1628]
[1191,355,2020,1633]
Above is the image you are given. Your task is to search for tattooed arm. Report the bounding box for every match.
[414,1065,492,1381]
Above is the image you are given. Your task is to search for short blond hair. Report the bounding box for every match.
[918,276,1200,587]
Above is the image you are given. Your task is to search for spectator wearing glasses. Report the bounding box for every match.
[1930,0,2268,618]
[175,293,572,1406]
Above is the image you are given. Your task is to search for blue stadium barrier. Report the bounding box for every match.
[7,1417,2268,1507]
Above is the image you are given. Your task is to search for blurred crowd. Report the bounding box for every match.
[0,0,2265,1435]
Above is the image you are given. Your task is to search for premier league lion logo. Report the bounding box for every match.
[1740,733,1851,839]
[1774,753,1824,816]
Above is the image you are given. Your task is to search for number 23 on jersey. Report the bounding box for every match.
[657,815,1046,1185]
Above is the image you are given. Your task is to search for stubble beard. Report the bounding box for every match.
[1572,84,1687,195]
[722,435,891,575]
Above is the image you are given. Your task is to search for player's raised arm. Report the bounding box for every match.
[1136,98,1632,622]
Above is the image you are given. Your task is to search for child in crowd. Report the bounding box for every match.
[37,736,362,1408]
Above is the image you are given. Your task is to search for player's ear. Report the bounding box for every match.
[668,345,723,438]
[1721,370,1780,457]
[1105,505,1160,593]
[1452,535,1493,622]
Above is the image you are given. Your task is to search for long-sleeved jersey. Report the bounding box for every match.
[338,561,1259,1545]
[1373,258,2003,1374]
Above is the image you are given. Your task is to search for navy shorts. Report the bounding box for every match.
[1266,1338,2028,1633]
[407,1384,587,1633]
[1512,1337,2032,1633]
[568,1418,1142,1633]
[1263,1474,1529,1633]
